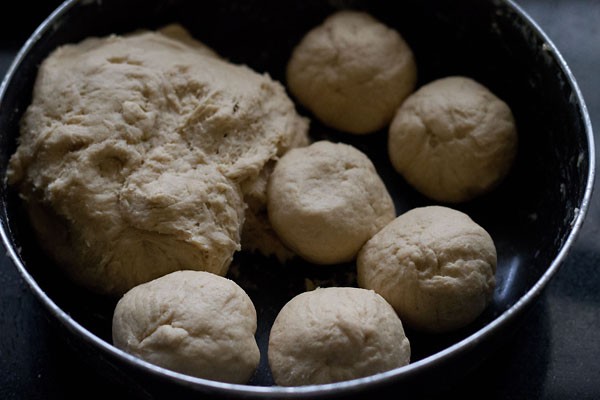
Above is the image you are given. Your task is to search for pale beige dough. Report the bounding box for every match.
[112,270,260,384]
[240,119,311,262]
[286,10,417,134]
[268,287,410,386]
[267,141,396,264]
[388,76,518,203]
[7,25,309,296]
[240,161,297,262]
[357,206,497,333]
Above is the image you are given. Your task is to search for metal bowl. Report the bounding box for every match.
[0,0,594,398]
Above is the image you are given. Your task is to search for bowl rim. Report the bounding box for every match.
[0,0,595,397]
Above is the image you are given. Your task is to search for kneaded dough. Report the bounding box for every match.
[240,119,311,262]
[7,25,309,296]
[112,270,260,384]
[286,10,417,134]
[388,76,518,203]
[268,287,411,386]
[267,141,396,264]
[357,206,497,333]
[240,161,297,262]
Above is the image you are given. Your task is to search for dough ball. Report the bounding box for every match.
[267,141,396,264]
[7,26,309,295]
[388,76,518,203]
[112,270,260,384]
[286,10,417,134]
[357,206,497,333]
[268,287,410,386]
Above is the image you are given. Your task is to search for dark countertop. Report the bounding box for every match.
[1,1,598,399]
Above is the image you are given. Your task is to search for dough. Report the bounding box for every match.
[112,270,260,384]
[286,10,417,134]
[267,141,396,264]
[240,161,297,262]
[388,76,518,203]
[268,287,410,386]
[7,25,309,296]
[240,117,311,262]
[357,206,497,333]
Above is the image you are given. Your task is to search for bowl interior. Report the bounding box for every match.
[0,0,592,390]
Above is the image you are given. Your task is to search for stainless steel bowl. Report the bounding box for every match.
[0,0,594,398]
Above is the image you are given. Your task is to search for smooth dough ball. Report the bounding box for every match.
[112,270,260,384]
[388,76,518,203]
[7,25,309,296]
[357,206,497,333]
[267,141,396,264]
[286,10,417,134]
[268,287,411,386]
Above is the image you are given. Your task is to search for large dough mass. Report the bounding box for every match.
[7,26,309,296]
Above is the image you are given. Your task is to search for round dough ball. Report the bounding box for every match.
[357,206,496,333]
[388,76,518,203]
[268,287,411,386]
[267,141,396,264]
[286,10,417,134]
[112,270,260,384]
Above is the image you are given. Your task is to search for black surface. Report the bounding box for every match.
[0,0,599,399]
